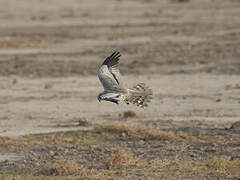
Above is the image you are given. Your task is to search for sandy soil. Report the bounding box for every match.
[0,0,239,137]
[1,74,240,138]
[0,0,240,178]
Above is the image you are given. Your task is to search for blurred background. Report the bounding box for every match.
[0,0,240,179]
[0,0,239,77]
[0,0,240,135]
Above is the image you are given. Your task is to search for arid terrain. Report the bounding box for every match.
[0,0,240,179]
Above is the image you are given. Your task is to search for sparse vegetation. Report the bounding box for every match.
[105,149,137,170]
[96,121,178,141]
[37,160,81,176]
[0,121,240,179]
[204,156,240,176]
[121,110,137,119]
[230,121,240,130]
[77,118,92,127]
[0,0,240,179]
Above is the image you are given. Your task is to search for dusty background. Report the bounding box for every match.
[0,0,240,179]
[0,0,240,137]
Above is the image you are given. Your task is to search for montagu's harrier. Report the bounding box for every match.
[97,51,152,108]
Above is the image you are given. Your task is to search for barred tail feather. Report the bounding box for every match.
[125,83,153,108]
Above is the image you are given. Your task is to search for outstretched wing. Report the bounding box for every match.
[98,51,125,92]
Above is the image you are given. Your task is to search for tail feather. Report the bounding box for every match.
[125,83,153,108]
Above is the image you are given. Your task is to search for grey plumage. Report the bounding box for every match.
[97,51,152,108]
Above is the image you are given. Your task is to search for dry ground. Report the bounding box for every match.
[0,121,240,179]
[0,0,240,179]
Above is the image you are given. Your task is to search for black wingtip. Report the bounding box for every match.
[110,51,121,59]
[102,51,121,66]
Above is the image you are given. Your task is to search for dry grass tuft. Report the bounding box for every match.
[0,136,25,152]
[37,160,81,176]
[225,83,240,90]
[44,83,54,89]
[0,136,11,142]
[230,121,240,130]
[122,110,137,119]
[177,131,195,140]
[96,122,178,141]
[205,156,240,175]
[77,118,92,127]
[105,149,137,170]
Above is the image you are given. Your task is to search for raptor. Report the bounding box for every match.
[97,51,152,108]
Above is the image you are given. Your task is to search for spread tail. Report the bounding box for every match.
[125,83,153,108]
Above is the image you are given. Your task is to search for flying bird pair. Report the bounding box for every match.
[97,52,152,108]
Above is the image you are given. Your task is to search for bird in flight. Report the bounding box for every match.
[97,51,152,108]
